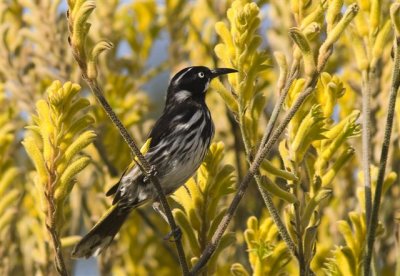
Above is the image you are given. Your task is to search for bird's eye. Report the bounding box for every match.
[198,72,205,78]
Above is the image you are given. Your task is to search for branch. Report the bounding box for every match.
[254,67,300,258]
[190,75,318,275]
[364,35,400,276]
[65,4,189,275]
[45,191,69,276]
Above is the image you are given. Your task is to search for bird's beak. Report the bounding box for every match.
[210,68,238,79]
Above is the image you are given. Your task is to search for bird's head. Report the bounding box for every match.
[166,66,237,106]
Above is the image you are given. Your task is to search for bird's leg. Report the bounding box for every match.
[143,165,158,183]
[152,201,182,242]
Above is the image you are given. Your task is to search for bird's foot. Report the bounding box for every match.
[144,165,158,183]
[164,227,182,242]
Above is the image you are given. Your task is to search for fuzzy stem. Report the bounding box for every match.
[294,201,306,276]
[254,66,300,258]
[361,69,373,224]
[364,36,400,276]
[255,176,297,256]
[239,64,299,261]
[45,185,68,275]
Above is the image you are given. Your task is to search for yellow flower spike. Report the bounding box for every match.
[260,159,298,181]
[301,189,332,229]
[173,208,201,255]
[210,78,239,113]
[289,27,316,77]
[371,20,392,68]
[67,0,76,9]
[316,120,360,172]
[259,175,299,204]
[303,213,320,263]
[0,189,19,215]
[60,236,82,248]
[326,0,343,32]
[321,147,355,187]
[0,168,18,196]
[326,211,369,275]
[324,110,360,140]
[369,0,381,37]
[358,0,370,11]
[0,209,16,233]
[172,142,235,271]
[300,0,328,29]
[56,155,91,202]
[303,22,322,41]
[242,216,292,274]
[316,74,344,117]
[71,1,96,57]
[57,130,96,175]
[290,0,300,15]
[274,51,288,92]
[215,22,234,51]
[347,25,369,70]
[382,171,397,195]
[23,80,95,226]
[391,3,400,37]
[87,40,113,80]
[291,105,326,162]
[286,78,306,108]
[216,0,267,109]
[319,3,359,66]
[22,137,48,184]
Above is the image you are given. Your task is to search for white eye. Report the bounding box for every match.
[198,72,205,78]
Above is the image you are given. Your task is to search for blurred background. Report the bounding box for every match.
[0,0,399,275]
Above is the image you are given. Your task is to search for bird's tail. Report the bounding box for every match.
[71,204,131,258]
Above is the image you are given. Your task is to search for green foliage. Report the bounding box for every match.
[215,0,270,146]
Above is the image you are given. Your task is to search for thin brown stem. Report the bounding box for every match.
[252,66,300,259]
[45,191,68,276]
[255,176,297,256]
[238,66,299,256]
[294,201,306,276]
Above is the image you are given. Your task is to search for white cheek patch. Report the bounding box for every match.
[174,90,191,102]
[203,80,210,93]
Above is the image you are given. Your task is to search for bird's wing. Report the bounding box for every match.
[105,163,134,197]
[147,105,197,148]
[106,105,197,204]
[106,137,154,203]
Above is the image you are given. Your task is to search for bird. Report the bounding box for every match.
[72,66,237,258]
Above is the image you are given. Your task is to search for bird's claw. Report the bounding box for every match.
[164,227,182,242]
[144,165,158,182]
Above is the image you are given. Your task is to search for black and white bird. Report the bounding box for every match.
[72,66,237,258]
